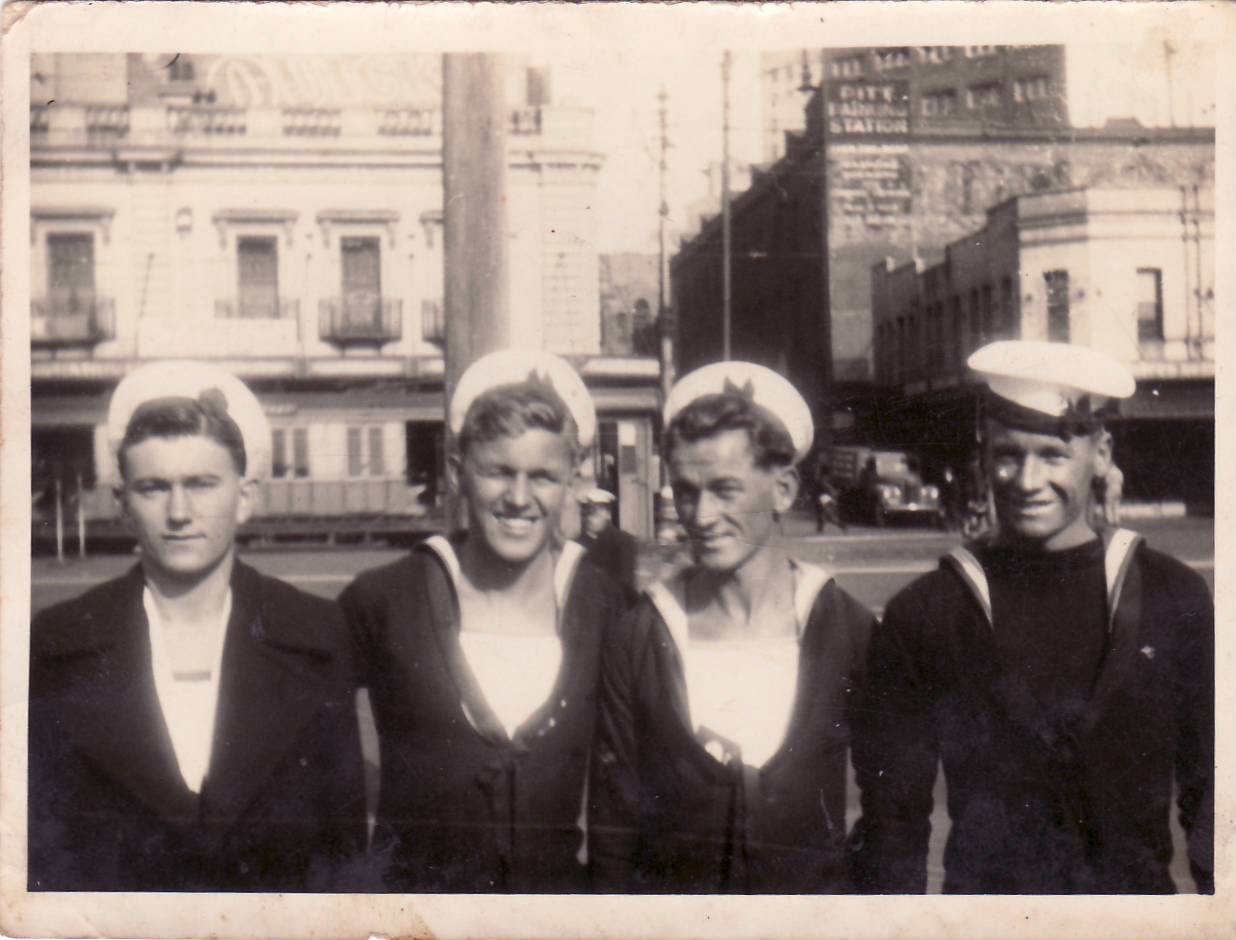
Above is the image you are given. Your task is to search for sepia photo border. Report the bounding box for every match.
[1,2,1232,937]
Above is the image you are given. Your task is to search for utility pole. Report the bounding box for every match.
[443,53,510,524]
[721,50,733,362]
[657,87,674,402]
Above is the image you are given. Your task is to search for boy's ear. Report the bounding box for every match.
[773,465,800,513]
[446,453,463,496]
[235,477,258,526]
[1091,429,1113,479]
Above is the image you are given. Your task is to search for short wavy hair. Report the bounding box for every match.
[119,395,247,479]
[663,392,796,470]
[457,382,580,456]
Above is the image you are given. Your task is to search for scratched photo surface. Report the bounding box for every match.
[2,2,1231,938]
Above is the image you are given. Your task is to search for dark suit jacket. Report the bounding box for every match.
[28,561,367,892]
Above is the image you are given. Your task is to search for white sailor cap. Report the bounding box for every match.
[449,348,597,449]
[968,341,1135,436]
[104,360,271,485]
[580,487,616,505]
[664,361,815,464]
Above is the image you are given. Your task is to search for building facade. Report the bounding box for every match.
[871,185,1215,505]
[30,53,660,541]
[675,44,1213,450]
[761,45,1068,164]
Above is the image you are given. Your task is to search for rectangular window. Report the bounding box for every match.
[922,90,958,117]
[1136,268,1164,341]
[874,47,912,71]
[347,427,364,478]
[237,236,278,319]
[272,428,310,479]
[292,428,309,478]
[48,233,96,314]
[341,236,382,327]
[1013,75,1052,103]
[368,426,385,477]
[831,56,863,79]
[920,46,953,65]
[272,429,288,479]
[1045,270,1070,342]
[966,82,1002,109]
[965,45,998,58]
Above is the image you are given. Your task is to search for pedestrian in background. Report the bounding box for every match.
[578,487,641,605]
[341,350,627,893]
[28,361,366,891]
[851,341,1213,894]
[589,362,875,893]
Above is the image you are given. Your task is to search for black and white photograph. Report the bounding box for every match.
[1,1,1231,938]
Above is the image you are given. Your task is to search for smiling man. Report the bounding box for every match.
[850,341,1214,895]
[28,361,365,892]
[589,362,875,893]
[340,349,627,893]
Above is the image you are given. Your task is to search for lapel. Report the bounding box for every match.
[201,561,339,820]
[418,536,596,749]
[1081,538,1144,735]
[644,576,695,733]
[419,536,513,747]
[44,566,198,820]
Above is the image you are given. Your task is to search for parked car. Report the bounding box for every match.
[826,446,944,527]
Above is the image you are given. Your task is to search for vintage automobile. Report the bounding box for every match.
[826,446,944,527]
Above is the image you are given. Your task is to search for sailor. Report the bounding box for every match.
[850,340,1214,894]
[577,487,641,605]
[589,361,876,893]
[29,361,366,891]
[340,349,627,892]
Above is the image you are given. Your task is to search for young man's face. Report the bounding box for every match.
[452,428,576,566]
[120,434,253,585]
[669,429,798,574]
[581,503,612,539]
[985,420,1111,551]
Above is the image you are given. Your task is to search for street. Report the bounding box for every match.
[29,514,1214,892]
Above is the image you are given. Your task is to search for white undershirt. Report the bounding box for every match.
[424,536,582,739]
[648,560,833,768]
[457,632,564,738]
[684,637,800,767]
[144,587,232,794]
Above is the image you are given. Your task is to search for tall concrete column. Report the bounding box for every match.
[443,53,510,414]
[442,54,510,526]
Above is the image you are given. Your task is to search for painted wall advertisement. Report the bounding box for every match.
[830,144,913,229]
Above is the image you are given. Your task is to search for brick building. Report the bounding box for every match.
[30,53,661,542]
[761,45,1068,164]
[871,185,1215,506]
[674,44,1213,449]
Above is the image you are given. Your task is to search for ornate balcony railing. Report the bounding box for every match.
[214,296,300,320]
[33,103,581,145]
[377,108,439,137]
[282,108,342,137]
[167,105,247,135]
[84,105,130,137]
[319,297,402,344]
[31,297,116,346]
